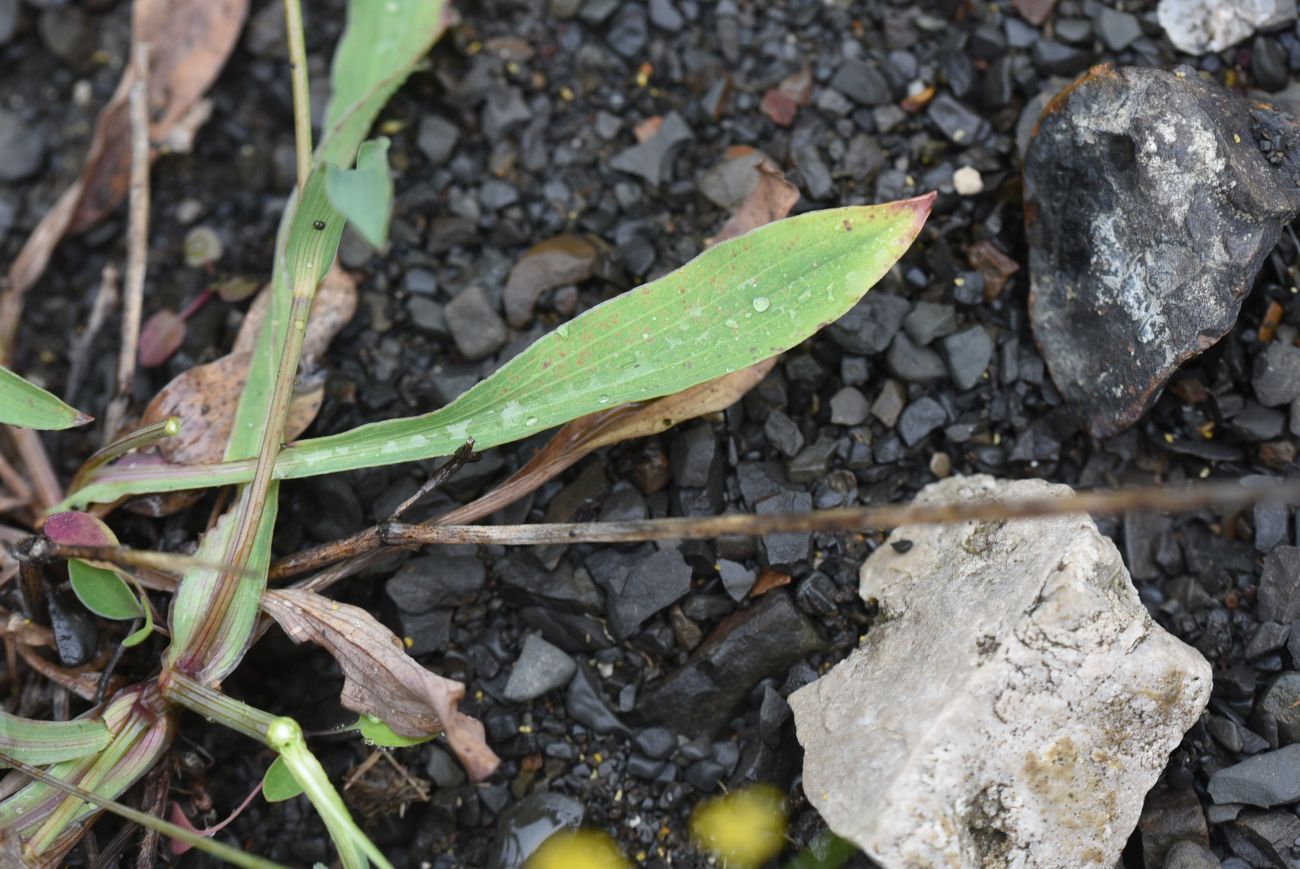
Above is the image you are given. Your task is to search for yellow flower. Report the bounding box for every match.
[690,784,788,868]
[527,829,630,869]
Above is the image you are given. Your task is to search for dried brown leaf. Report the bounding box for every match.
[138,308,186,368]
[142,268,355,462]
[710,162,801,246]
[0,0,249,361]
[261,588,500,782]
[501,235,601,327]
[437,357,776,527]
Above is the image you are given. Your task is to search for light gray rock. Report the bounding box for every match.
[504,634,576,703]
[1157,0,1296,54]
[790,475,1212,869]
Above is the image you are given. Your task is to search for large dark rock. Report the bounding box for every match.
[1026,64,1300,437]
[634,591,825,736]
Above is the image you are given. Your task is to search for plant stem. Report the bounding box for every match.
[105,44,151,441]
[177,292,310,673]
[162,675,388,869]
[283,0,312,192]
[174,0,317,677]
[67,416,178,495]
[162,671,275,743]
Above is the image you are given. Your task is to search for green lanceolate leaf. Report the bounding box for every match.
[325,138,392,248]
[318,0,449,167]
[164,489,279,683]
[262,756,304,802]
[69,559,143,620]
[64,196,933,509]
[0,365,90,430]
[0,711,111,766]
[355,714,434,748]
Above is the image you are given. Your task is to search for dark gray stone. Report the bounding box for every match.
[887,333,948,383]
[927,94,992,145]
[718,559,756,602]
[605,549,692,639]
[425,744,466,789]
[417,115,460,164]
[1138,787,1209,869]
[828,293,910,355]
[482,88,532,141]
[793,146,833,200]
[670,423,716,487]
[871,380,907,427]
[648,0,683,32]
[1256,501,1291,552]
[37,6,92,67]
[606,4,648,58]
[610,112,693,187]
[1161,840,1221,869]
[941,327,994,390]
[830,58,891,106]
[504,634,577,702]
[635,592,826,736]
[635,726,677,760]
[1231,403,1286,441]
[758,490,813,565]
[598,484,648,523]
[1208,745,1300,807]
[897,397,947,446]
[445,286,507,360]
[1096,7,1142,51]
[0,0,17,46]
[566,664,629,735]
[840,134,885,182]
[0,109,44,183]
[1260,672,1300,744]
[1245,621,1291,660]
[385,554,485,612]
[1260,547,1300,623]
[1254,341,1300,407]
[764,410,805,458]
[1032,40,1093,76]
[487,792,584,869]
[902,302,957,346]
[829,387,869,426]
[1027,65,1300,437]
[1225,811,1300,869]
[392,608,451,656]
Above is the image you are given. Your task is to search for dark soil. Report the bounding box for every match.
[4,0,1300,866]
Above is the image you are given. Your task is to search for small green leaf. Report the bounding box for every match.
[356,715,433,748]
[0,365,91,430]
[325,138,392,248]
[69,559,143,621]
[318,0,449,167]
[122,599,153,647]
[262,756,304,802]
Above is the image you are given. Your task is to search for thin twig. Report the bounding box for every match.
[9,429,61,518]
[105,45,152,442]
[66,263,120,409]
[275,478,1300,576]
[387,440,478,522]
[282,0,312,191]
[133,756,172,869]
